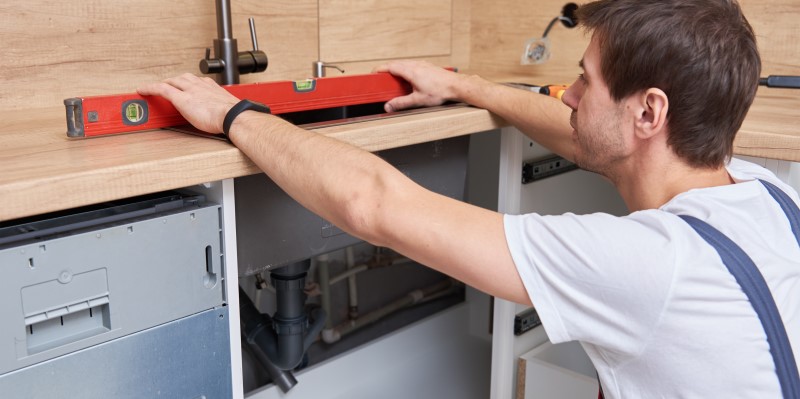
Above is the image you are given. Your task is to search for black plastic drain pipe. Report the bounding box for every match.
[239,260,326,392]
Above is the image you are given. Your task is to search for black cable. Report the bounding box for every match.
[759,75,800,89]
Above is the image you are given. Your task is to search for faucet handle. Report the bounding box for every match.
[200,48,225,74]
[236,17,268,75]
[248,17,260,52]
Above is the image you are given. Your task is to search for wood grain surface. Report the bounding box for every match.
[319,0,452,63]
[1,0,798,222]
[0,106,504,221]
[468,0,800,85]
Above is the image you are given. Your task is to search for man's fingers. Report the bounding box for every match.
[385,93,423,112]
[163,73,202,91]
[376,60,418,80]
[137,73,200,98]
[136,81,184,102]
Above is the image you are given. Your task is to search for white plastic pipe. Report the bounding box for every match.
[346,247,359,319]
[329,264,368,285]
[316,253,333,329]
[321,279,459,344]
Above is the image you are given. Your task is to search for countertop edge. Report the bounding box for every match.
[1,106,505,221]
[3,89,799,221]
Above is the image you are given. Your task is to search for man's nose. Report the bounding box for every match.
[561,79,581,110]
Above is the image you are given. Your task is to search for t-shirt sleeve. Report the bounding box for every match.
[504,211,681,361]
[728,157,800,204]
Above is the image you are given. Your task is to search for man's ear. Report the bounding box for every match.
[634,88,669,139]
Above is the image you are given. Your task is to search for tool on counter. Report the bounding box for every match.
[536,84,569,99]
[504,83,569,100]
[64,72,413,139]
[65,65,460,139]
[759,75,800,89]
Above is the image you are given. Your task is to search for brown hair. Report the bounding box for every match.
[577,0,761,168]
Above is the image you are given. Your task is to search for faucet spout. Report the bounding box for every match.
[216,0,234,39]
[200,0,268,85]
[214,0,239,85]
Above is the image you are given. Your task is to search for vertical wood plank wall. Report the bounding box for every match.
[0,0,456,112]
[469,0,588,82]
[469,0,800,83]
[742,0,800,76]
[1,1,797,112]
[319,0,452,63]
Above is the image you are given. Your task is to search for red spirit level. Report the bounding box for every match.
[65,72,414,138]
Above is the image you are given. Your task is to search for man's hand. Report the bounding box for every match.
[374,60,465,112]
[137,73,239,134]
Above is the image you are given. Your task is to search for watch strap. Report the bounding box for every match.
[223,99,272,138]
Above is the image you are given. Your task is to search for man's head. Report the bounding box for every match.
[565,0,761,169]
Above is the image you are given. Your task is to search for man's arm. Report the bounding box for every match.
[376,60,576,162]
[138,73,532,305]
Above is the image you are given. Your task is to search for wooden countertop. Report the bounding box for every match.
[0,105,504,221]
[1,84,798,222]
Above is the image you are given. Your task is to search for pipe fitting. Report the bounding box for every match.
[321,328,341,344]
[238,259,327,389]
[239,287,297,393]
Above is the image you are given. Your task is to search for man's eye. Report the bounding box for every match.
[578,73,586,82]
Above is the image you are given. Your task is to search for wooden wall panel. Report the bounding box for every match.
[468,0,799,85]
[4,0,792,115]
[237,0,319,82]
[469,0,588,84]
[1,0,464,113]
[0,1,317,112]
[325,0,471,75]
[319,0,452,63]
[451,0,473,70]
[741,0,800,76]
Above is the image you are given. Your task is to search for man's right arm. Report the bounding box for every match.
[137,73,533,306]
[376,60,575,162]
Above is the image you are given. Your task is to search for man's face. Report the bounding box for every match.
[561,35,629,178]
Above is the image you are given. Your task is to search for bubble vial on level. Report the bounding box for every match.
[125,103,143,123]
[121,100,148,126]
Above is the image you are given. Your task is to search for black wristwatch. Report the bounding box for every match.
[223,99,272,139]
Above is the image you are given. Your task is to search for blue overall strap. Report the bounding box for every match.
[760,179,800,247]
[678,178,800,398]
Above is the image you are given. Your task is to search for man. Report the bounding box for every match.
[139,0,800,396]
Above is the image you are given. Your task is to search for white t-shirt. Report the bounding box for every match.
[504,158,800,398]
